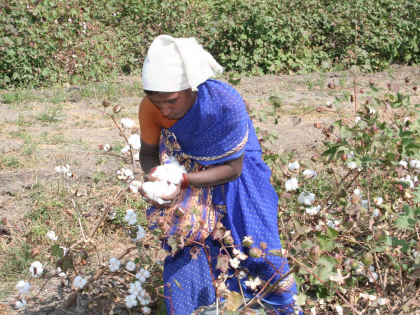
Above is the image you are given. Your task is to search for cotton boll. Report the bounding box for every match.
[142,306,151,314]
[372,209,380,217]
[136,268,150,283]
[126,261,136,271]
[355,117,361,123]
[55,164,70,173]
[348,161,358,169]
[129,180,142,193]
[303,169,317,178]
[128,281,143,296]
[121,118,135,129]
[125,294,138,308]
[306,205,320,215]
[124,209,137,225]
[399,160,408,168]
[128,134,141,150]
[130,225,145,242]
[73,275,87,288]
[15,299,27,308]
[285,177,299,192]
[57,267,67,277]
[288,161,300,171]
[29,261,43,278]
[46,230,58,241]
[121,145,131,154]
[400,175,414,188]
[297,192,315,205]
[374,197,383,205]
[15,281,31,294]
[108,258,121,272]
[410,159,420,169]
[354,189,361,195]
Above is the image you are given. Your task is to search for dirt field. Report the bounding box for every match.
[1,65,419,314]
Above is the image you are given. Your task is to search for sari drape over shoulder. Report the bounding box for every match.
[151,80,298,315]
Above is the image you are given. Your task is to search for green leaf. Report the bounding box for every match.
[269,96,282,108]
[51,244,64,259]
[318,255,338,269]
[326,226,338,240]
[173,278,184,290]
[312,266,333,283]
[317,235,335,251]
[228,77,241,86]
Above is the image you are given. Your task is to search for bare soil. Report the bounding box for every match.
[0,65,419,314]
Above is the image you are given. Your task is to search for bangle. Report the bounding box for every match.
[181,173,188,190]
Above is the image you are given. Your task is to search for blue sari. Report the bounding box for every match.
[156,80,298,315]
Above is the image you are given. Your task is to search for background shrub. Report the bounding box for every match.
[1,0,419,89]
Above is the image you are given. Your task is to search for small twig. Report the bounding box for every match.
[241,267,298,312]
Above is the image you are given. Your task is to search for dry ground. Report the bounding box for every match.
[0,65,419,314]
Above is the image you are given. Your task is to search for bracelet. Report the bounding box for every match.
[181,173,189,190]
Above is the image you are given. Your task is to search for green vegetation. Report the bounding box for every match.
[1,0,419,89]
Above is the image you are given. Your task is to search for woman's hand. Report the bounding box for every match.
[139,169,182,208]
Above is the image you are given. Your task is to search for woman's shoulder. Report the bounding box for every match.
[198,79,242,102]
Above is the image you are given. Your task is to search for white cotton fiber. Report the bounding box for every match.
[142,157,186,204]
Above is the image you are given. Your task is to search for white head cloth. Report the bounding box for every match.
[142,35,223,92]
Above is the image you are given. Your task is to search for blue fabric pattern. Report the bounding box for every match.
[159,80,299,315]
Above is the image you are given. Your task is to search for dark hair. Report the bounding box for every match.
[144,90,173,96]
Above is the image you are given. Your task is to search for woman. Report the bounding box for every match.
[139,35,300,315]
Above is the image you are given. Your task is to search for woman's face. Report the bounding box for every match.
[147,89,197,120]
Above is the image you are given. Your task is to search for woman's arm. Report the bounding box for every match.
[139,140,160,174]
[186,152,244,187]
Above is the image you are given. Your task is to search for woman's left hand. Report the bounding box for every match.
[159,180,182,207]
